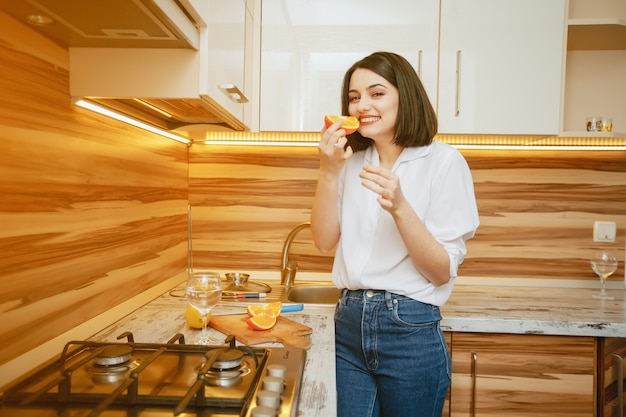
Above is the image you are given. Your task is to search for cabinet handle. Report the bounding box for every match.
[417,50,423,80]
[455,50,461,117]
[218,84,248,103]
[471,351,477,417]
[613,354,624,417]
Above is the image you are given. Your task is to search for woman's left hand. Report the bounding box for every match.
[359,165,406,213]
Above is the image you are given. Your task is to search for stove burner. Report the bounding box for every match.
[201,348,250,387]
[94,345,133,366]
[86,345,138,384]
[205,362,252,387]
[212,348,244,370]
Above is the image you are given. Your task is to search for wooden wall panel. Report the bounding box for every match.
[189,145,626,281]
[188,145,328,273]
[0,18,189,367]
[465,149,625,279]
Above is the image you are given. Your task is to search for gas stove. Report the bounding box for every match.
[0,332,306,417]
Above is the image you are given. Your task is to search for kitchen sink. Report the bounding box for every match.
[282,283,342,305]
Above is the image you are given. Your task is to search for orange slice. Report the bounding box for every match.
[246,304,267,317]
[247,301,282,318]
[246,314,277,331]
[266,301,282,317]
[324,115,359,134]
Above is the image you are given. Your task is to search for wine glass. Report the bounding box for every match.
[186,272,222,344]
[590,250,618,300]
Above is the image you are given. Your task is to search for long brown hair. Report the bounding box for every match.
[341,51,438,152]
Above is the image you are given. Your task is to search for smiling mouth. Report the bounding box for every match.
[359,117,380,124]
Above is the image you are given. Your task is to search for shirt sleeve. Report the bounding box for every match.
[425,149,480,278]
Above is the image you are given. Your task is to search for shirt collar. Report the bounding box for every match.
[364,142,434,166]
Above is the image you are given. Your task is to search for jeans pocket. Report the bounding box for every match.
[391,298,440,328]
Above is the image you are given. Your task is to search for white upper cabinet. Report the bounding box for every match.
[259,0,566,135]
[202,0,248,122]
[562,0,626,137]
[259,0,439,132]
[438,0,566,135]
[69,0,251,133]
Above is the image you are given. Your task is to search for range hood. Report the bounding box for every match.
[0,0,251,134]
[69,46,249,132]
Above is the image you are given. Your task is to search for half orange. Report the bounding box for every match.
[324,115,359,134]
[246,314,277,331]
[185,304,211,329]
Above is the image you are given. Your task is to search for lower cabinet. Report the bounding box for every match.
[446,333,596,417]
[599,338,626,417]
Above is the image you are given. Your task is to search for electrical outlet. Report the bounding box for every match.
[593,221,616,243]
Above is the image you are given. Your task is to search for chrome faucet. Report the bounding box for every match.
[280,222,311,288]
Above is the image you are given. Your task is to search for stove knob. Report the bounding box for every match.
[250,405,277,417]
[262,376,284,394]
[266,364,287,379]
[257,389,281,409]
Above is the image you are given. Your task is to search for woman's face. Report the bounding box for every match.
[347,68,399,144]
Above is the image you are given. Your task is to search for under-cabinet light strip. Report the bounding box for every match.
[73,98,190,144]
[70,100,625,150]
[198,132,626,150]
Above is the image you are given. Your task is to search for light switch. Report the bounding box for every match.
[593,221,616,242]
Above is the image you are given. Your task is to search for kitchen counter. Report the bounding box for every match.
[441,284,626,337]
[90,281,337,417]
[88,278,626,417]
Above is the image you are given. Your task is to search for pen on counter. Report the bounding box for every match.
[238,293,267,299]
[222,293,267,299]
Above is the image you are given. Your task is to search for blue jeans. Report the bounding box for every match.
[335,289,450,417]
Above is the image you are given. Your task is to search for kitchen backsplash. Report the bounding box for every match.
[189,144,626,281]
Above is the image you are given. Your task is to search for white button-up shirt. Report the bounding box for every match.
[332,140,479,306]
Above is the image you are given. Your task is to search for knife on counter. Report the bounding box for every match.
[211,303,304,316]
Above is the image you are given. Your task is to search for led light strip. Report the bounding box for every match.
[71,99,625,150]
[198,131,625,149]
[73,98,190,144]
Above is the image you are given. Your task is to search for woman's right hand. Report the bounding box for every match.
[311,119,352,253]
[318,119,353,173]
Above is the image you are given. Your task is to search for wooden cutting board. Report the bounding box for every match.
[209,315,312,349]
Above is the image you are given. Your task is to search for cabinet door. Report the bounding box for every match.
[450,333,595,417]
[260,0,439,132]
[600,338,626,417]
[438,0,566,135]
[204,0,247,122]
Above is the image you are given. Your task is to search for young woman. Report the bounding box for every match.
[310,51,480,417]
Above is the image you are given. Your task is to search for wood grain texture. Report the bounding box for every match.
[189,145,330,273]
[450,333,596,417]
[189,145,626,280]
[599,338,626,417]
[0,17,188,367]
[209,315,313,349]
